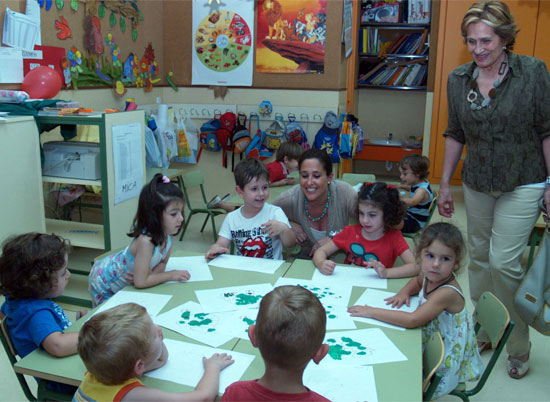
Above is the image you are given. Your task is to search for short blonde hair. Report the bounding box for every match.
[78,303,153,385]
[256,285,326,369]
[461,1,518,50]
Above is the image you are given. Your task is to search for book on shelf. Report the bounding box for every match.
[386,33,408,54]
[408,0,430,24]
[404,63,422,86]
[415,29,429,55]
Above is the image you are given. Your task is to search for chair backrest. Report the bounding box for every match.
[474,291,510,349]
[341,173,376,186]
[426,192,438,224]
[422,332,444,399]
[0,315,36,401]
[182,170,208,208]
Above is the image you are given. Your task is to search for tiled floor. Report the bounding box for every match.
[2,182,549,401]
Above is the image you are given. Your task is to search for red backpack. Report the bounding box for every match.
[215,111,236,168]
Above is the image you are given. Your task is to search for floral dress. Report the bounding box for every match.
[419,280,483,399]
[88,234,172,307]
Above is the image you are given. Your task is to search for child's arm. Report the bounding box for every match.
[349,284,459,328]
[396,183,412,191]
[384,275,423,308]
[313,240,341,275]
[205,236,232,259]
[401,187,429,207]
[369,249,419,279]
[41,331,79,357]
[123,353,234,402]
[133,236,190,288]
[262,220,296,248]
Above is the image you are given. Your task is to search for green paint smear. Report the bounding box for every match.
[327,338,336,343]
[189,318,213,326]
[242,317,255,325]
[328,314,336,319]
[357,351,367,355]
[235,293,262,305]
[342,336,365,349]
[328,344,352,360]
[207,328,216,332]
[181,311,190,320]
[194,313,209,319]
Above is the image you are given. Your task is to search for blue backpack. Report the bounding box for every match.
[245,113,272,160]
[313,111,340,163]
[284,113,310,150]
[339,113,364,159]
[199,118,221,152]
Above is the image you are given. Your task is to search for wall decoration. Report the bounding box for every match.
[256,0,326,74]
[87,0,144,42]
[192,0,254,86]
[55,16,72,40]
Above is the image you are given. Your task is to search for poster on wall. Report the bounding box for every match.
[256,0,326,74]
[112,123,143,205]
[191,0,254,86]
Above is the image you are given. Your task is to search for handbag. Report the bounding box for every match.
[514,221,550,335]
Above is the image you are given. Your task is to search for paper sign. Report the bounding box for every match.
[2,8,39,50]
[112,123,144,205]
[0,47,24,83]
[166,256,213,282]
[23,45,66,79]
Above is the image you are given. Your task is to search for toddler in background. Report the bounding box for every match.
[0,233,83,393]
[74,303,234,401]
[313,182,417,278]
[265,142,304,187]
[348,222,483,398]
[222,285,330,401]
[89,174,189,307]
[206,158,296,260]
[396,154,434,234]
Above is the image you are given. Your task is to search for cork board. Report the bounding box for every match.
[0,0,165,86]
[163,0,347,90]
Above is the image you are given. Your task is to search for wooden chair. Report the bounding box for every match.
[449,291,515,402]
[0,314,74,402]
[178,170,227,242]
[403,193,438,239]
[423,331,444,401]
[341,173,376,186]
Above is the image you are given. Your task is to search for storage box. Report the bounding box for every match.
[43,141,101,180]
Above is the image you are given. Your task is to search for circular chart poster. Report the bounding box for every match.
[194,10,252,73]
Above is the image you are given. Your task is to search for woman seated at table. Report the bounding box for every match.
[273,149,358,259]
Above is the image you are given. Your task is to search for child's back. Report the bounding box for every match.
[398,155,433,234]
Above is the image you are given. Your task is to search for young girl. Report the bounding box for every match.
[0,233,84,393]
[313,182,417,278]
[348,222,483,398]
[89,174,190,307]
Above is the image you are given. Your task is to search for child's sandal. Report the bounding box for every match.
[477,341,492,353]
[507,343,531,379]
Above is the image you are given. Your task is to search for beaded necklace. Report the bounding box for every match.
[304,188,331,222]
[424,273,455,296]
[467,55,508,111]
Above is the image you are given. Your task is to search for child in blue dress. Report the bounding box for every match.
[348,222,483,398]
[0,232,84,393]
[89,174,189,307]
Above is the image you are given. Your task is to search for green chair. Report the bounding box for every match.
[423,331,444,401]
[341,173,376,186]
[178,170,228,242]
[0,314,74,402]
[449,291,515,402]
[403,193,438,240]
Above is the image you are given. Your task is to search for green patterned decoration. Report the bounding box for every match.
[120,16,125,32]
[55,0,63,10]
[110,12,116,27]
[70,0,78,11]
[98,3,105,18]
[132,28,137,42]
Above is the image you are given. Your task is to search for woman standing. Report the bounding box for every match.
[273,149,358,259]
[438,0,550,379]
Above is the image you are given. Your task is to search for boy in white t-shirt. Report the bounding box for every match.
[206,159,296,260]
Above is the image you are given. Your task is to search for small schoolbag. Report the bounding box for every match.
[264,114,285,150]
[245,113,272,160]
[313,111,340,163]
[231,112,252,171]
[339,113,364,159]
[284,113,310,150]
[216,111,237,168]
[199,118,221,152]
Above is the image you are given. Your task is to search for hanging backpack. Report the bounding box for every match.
[285,113,310,150]
[314,111,340,163]
[339,113,364,159]
[245,113,272,160]
[216,111,236,168]
[231,112,252,171]
[264,113,285,151]
[199,118,221,152]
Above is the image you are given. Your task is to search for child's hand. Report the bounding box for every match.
[261,220,288,238]
[125,271,134,285]
[318,260,336,275]
[385,292,410,308]
[206,245,229,259]
[348,304,375,318]
[366,259,387,278]
[170,269,190,282]
[285,177,295,185]
[290,222,308,244]
[203,353,234,371]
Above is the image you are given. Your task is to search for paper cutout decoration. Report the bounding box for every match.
[55,16,72,40]
[83,15,103,56]
[56,0,63,10]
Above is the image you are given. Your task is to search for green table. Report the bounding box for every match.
[233,258,422,402]
[13,251,291,392]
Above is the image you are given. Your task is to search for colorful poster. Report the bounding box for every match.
[192,0,254,86]
[256,0,326,74]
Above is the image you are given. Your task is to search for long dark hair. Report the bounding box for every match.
[127,174,184,246]
[358,182,406,230]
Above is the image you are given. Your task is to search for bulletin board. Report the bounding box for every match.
[1,0,346,91]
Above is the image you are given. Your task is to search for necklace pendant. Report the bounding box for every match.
[488,88,497,98]
[467,88,477,103]
[481,97,491,107]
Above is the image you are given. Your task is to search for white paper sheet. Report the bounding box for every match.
[166,256,213,282]
[208,254,284,274]
[25,0,41,45]
[274,277,356,330]
[351,288,419,331]
[145,338,255,393]
[0,47,24,83]
[2,8,39,50]
[312,265,388,290]
[90,290,172,319]
[195,283,274,313]
[303,364,378,402]
[216,308,259,340]
[112,122,143,205]
[320,328,407,366]
[155,301,234,347]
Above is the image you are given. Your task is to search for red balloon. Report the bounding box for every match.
[22,66,63,99]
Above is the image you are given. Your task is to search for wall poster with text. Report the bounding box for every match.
[256,0,326,74]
